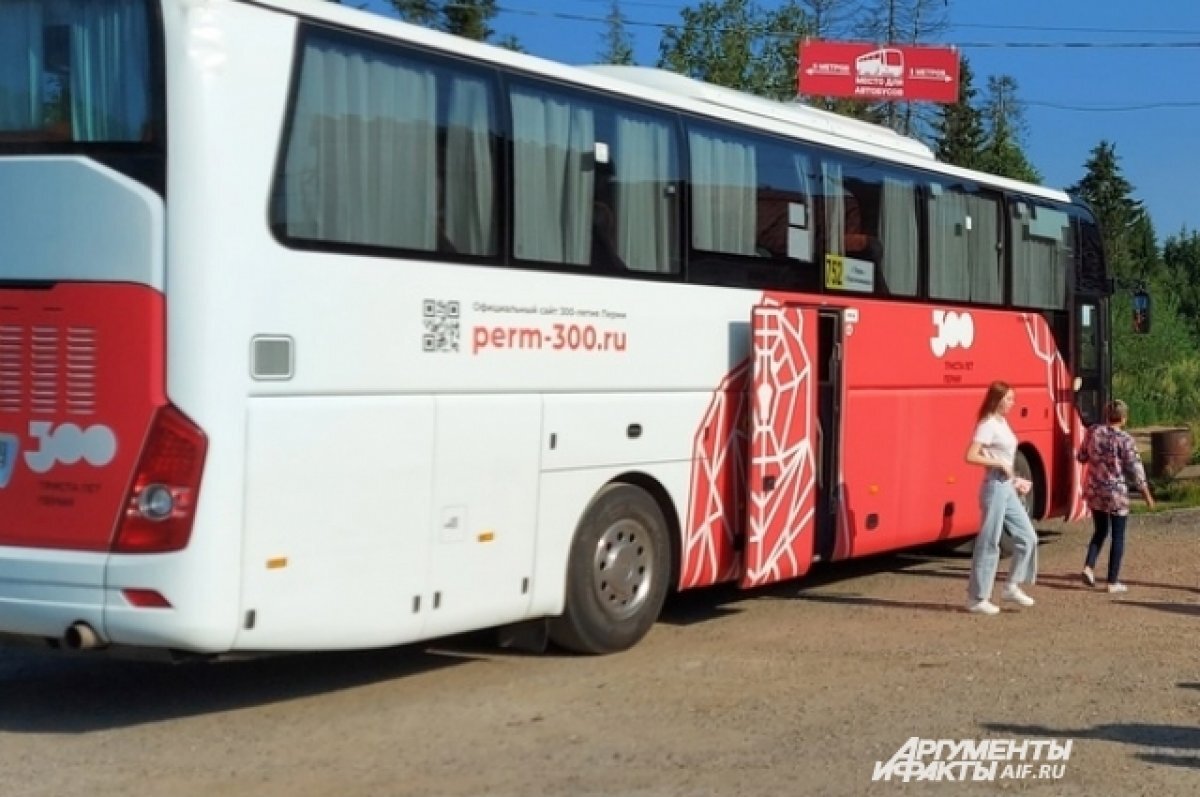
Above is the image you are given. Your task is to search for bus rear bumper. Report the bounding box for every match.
[0,547,107,645]
[0,546,239,655]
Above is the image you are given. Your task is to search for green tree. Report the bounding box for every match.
[977,75,1041,183]
[1112,283,1200,424]
[443,0,497,41]
[1068,141,1144,282]
[599,0,636,65]
[932,57,984,169]
[390,0,440,27]
[389,0,513,46]
[495,34,527,53]
[1161,229,1200,338]
[658,0,811,100]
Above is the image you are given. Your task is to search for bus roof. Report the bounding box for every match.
[581,65,936,160]
[248,0,1073,205]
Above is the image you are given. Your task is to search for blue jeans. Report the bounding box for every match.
[968,478,1039,602]
[1085,510,1127,584]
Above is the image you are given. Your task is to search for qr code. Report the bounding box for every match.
[423,299,460,353]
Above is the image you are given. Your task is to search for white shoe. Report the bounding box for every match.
[967,599,1000,615]
[1107,583,1128,594]
[1002,585,1035,607]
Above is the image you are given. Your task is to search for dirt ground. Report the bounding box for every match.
[1,510,1199,797]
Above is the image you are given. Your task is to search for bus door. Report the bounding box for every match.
[815,310,844,563]
[742,302,823,588]
[1073,298,1108,427]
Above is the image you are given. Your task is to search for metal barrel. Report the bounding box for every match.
[1150,428,1193,479]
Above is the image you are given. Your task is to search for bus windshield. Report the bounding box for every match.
[0,0,153,143]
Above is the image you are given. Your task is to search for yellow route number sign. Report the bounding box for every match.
[825,254,845,290]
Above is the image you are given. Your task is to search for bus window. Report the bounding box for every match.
[273,30,499,256]
[0,0,153,143]
[687,122,818,286]
[878,175,919,296]
[928,182,1003,304]
[1011,201,1070,310]
[510,84,680,274]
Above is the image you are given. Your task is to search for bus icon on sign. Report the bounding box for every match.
[856,48,904,78]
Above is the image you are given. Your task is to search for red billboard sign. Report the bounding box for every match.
[798,41,960,103]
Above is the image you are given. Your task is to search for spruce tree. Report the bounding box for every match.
[932,58,984,169]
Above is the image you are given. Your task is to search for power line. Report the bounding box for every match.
[1026,100,1200,112]
[494,3,1200,47]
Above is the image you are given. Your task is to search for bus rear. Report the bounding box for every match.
[0,0,207,651]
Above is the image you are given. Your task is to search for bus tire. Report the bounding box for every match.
[549,483,670,655]
[1014,449,1038,519]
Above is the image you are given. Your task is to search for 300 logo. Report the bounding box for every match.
[930,310,974,357]
[24,422,117,474]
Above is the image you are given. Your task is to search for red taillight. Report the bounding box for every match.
[112,404,207,553]
[122,588,173,608]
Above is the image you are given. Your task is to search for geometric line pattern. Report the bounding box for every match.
[1022,313,1088,520]
[681,362,749,589]
[742,303,816,587]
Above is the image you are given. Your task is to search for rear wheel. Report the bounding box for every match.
[549,483,670,654]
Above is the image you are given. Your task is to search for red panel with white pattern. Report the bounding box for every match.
[742,302,817,587]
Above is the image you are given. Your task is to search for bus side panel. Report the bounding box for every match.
[236,396,435,650]
[834,302,1069,559]
[422,394,541,639]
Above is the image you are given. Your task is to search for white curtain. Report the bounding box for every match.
[0,1,43,131]
[788,153,813,261]
[968,194,1002,303]
[822,160,846,257]
[68,0,149,140]
[928,186,970,300]
[1012,204,1068,309]
[444,76,496,256]
[689,130,756,255]
[880,177,918,295]
[615,116,674,273]
[511,89,594,265]
[283,39,437,248]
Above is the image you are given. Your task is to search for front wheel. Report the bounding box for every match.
[1014,449,1038,519]
[549,483,671,654]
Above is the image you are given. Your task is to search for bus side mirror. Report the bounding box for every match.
[1132,290,1152,334]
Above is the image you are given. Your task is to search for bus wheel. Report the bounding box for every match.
[549,483,670,654]
[1014,449,1037,518]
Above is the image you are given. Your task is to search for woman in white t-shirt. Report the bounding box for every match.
[962,380,1039,615]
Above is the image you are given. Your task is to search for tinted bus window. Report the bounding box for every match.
[819,155,919,297]
[0,0,153,143]
[1011,200,1070,310]
[928,182,1002,304]
[510,82,681,274]
[273,29,499,256]
[688,123,817,268]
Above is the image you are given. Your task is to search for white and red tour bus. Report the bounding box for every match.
[0,0,1111,657]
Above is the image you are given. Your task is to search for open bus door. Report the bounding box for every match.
[742,302,829,588]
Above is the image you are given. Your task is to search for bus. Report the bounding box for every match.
[0,0,1110,657]
[855,47,905,79]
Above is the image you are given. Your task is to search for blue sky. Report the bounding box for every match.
[359,0,1200,241]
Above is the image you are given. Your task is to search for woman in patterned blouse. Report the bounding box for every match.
[1077,400,1155,593]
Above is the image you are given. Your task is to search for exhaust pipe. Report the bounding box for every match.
[63,622,104,650]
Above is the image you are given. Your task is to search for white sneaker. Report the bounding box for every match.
[1002,585,1035,607]
[967,599,1000,615]
[1107,583,1128,594]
